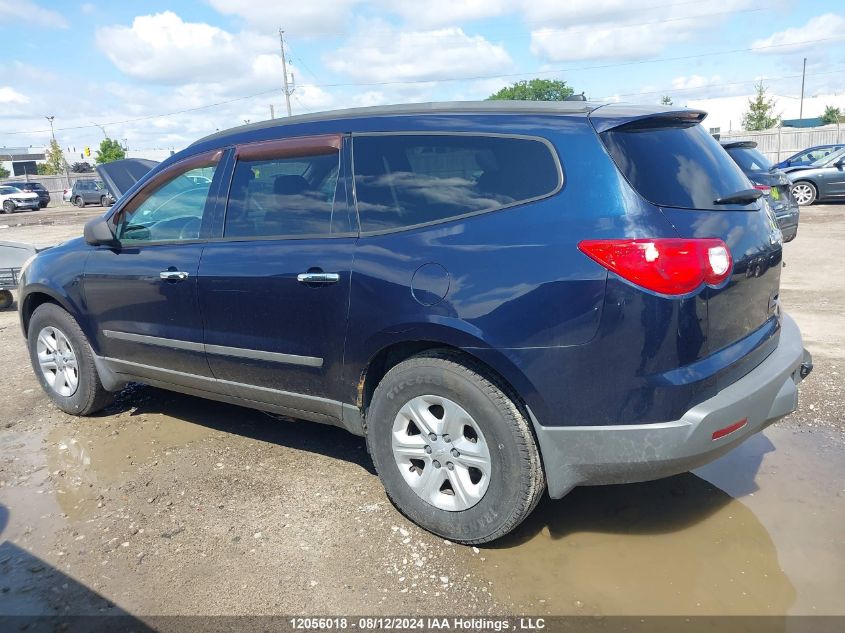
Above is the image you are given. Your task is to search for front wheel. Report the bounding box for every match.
[791,181,817,206]
[366,351,545,544]
[27,303,113,415]
[2,200,14,214]
[74,196,85,208]
[0,289,12,310]
[100,196,109,207]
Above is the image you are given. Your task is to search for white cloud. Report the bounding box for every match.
[207,0,358,36]
[380,0,509,28]
[325,21,513,84]
[0,86,29,104]
[527,0,754,62]
[752,14,845,54]
[96,12,249,84]
[671,75,722,91]
[0,0,67,28]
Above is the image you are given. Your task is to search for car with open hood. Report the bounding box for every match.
[784,147,845,206]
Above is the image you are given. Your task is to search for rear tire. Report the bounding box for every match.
[0,289,12,310]
[791,181,817,206]
[366,350,545,544]
[27,303,113,416]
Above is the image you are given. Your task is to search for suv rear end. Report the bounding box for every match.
[721,140,799,241]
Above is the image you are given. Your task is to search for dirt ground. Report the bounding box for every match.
[0,204,843,619]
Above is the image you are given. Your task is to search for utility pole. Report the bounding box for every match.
[799,57,807,120]
[44,115,55,140]
[269,104,275,120]
[279,28,293,117]
[91,122,109,139]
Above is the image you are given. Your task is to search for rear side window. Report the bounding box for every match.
[726,146,772,173]
[353,134,561,232]
[224,151,342,238]
[600,120,752,210]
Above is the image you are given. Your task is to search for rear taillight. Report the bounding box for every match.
[753,184,771,196]
[578,238,733,296]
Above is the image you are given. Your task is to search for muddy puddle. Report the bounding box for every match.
[479,427,845,615]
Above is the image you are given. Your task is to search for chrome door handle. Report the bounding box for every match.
[160,270,189,281]
[297,272,340,285]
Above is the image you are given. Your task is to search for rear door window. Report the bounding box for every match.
[600,120,753,210]
[353,134,561,232]
[224,141,343,238]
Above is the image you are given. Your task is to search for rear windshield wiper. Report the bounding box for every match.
[713,188,763,205]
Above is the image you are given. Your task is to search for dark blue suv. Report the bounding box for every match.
[18,102,812,543]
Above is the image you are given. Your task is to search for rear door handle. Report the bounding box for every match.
[160,270,190,281]
[297,272,340,285]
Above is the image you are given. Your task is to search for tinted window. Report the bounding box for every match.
[224,152,341,238]
[117,163,218,243]
[353,134,560,232]
[601,120,752,210]
[813,147,845,167]
[726,146,772,173]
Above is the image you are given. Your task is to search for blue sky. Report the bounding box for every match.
[0,0,843,154]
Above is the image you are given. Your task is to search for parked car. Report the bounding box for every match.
[62,187,72,203]
[773,144,845,170]
[720,140,799,241]
[70,180,113,207]
[783,147,845,206]
[0,181,50,208]
[0,185,40,213]
[17,102,812,543]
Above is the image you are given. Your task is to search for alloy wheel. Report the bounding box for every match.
[791,183,815,206]
[36,326,79,397]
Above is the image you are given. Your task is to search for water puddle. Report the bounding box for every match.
[480,427,845,615]
[46,402,215,520]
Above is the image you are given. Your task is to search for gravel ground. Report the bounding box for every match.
[0,203,843,620]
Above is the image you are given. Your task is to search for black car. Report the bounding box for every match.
[720,141,799,242]
[1,181,50,208]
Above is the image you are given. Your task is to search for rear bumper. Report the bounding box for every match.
[531,313,810,498]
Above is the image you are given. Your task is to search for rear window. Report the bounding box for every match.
[600,120,752,210]
[353,134,561,232]
[726,146,772,173]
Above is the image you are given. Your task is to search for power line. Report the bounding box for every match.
[1,35,842,137]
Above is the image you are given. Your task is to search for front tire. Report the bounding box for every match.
[0,289,12,310]
[367,351,545,544]
[2,200,14,214]
[791,181,817,206]
[74,196,85,208]
[100,196,109,207]
[27,303,113,415]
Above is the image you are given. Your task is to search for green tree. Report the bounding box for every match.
[661,95,673,105]
[488,79,575,101]
[95,138,126,164]
[741,81,780,131]
[0,165,9,178]
[43,138,67,175]
[821,105,842,125]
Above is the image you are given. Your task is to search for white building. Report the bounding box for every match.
[686,93,845,135]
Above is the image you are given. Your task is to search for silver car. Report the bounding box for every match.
[785,147,845,206]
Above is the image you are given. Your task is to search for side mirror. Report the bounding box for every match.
[836,158,845,169]
[84,215,119,247]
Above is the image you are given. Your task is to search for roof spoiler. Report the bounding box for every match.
[721,140,758,149]
[588,105,707,134]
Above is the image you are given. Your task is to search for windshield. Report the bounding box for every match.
[726,146,772,173]
[811,147,845,167]
[0,186,22,194]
